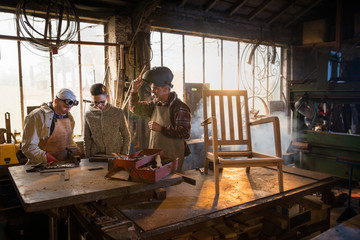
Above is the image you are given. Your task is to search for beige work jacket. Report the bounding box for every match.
[21,103,76,164]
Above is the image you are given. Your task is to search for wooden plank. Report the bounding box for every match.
[284,0,323,28]
[218,151,252,157]
[204,0,219,11]
[219,158,283,164]
[311,214,360,240]
[219,95,226,141]
[218,163,281,168]
[216,139,248,145]
[191,227,218,240]
[267,0,300,24]
[248,0,274,21]
[210,95,216,119]
[280,164,333,181]
[228,0,250,16]
[212,223,237,238]
[203,94,209,153]
[117,168,340,239]
[243,93,252,152]
[278,162,284,192]
[236,95,243,141]
[8,160,183,212]
[228,95,235,141]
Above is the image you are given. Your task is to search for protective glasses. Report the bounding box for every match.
[92,100,106,106]
[57,97,79,106]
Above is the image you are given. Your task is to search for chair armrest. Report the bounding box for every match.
[250,116,278,126]
[201,117,214,126]
[250,116,282,157]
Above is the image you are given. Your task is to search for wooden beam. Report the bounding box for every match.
[248,0,274,21]
[267,0,300,24]
[284,0,323,28]
[179,0,188,7]
[204,0,219,11]
[228,0,249,16]
[335,0,342,50]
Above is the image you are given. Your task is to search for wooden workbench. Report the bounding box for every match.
[111,165,339,239]
[311,214,360,240]
[8,160,182,212]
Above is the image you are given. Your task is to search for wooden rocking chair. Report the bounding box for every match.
[201,90,284,195]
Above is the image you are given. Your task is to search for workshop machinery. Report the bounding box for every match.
[290,49,360,180]
[0,112,20,167]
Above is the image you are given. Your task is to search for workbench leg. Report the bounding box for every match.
[69,212,82,240]
[49,216,58,240]
[278,163,284,192]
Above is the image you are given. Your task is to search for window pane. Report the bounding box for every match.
[205,38,221,90]
[223,40,238,90]
[80,22,104,42]
[162,33,183,100]
[185,35,203,83]
[150,31,161,67]
[53,44,81,135]
[0,40,22,133]
[21,44,52,117]
[268,46,282,101]
[0,12,16,36]
[81,45,105,103]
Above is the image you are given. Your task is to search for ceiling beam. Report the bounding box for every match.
[248,0,274,21]
[179,0,188,7]
[228,0,249,16]
[267,0,300,24]
[204,0,219,11]
[284,0,323,28]
[335,0,342,50]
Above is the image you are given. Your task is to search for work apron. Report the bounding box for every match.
[38,118,72,161]
[149,105,185,170]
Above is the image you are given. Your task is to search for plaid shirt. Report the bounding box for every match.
[129,92,191,139]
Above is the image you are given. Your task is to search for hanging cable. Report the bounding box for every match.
[16,0,79,52]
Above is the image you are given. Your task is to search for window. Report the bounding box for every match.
[150,30,284,114]
[150,30,288,154]
[0,12,106,136]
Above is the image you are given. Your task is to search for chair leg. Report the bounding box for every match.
[204,157,209,174]
[278,162,284,192]
[246,167,250,173]
[214,166,220,195]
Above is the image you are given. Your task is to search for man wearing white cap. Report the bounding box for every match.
[22,88,79,164]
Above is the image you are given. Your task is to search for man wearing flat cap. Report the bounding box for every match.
[130,66,191,171]
[22,88,79,164]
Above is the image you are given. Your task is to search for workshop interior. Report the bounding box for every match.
[0,0,360,239]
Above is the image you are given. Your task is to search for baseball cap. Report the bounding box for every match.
[56,88,78,106]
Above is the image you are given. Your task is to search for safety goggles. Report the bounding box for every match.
[92,100,106,106]
[57,97,79,106]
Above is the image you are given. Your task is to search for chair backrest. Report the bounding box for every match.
[202,90,252,154]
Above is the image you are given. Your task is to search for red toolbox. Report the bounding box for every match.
[106,149,178,183]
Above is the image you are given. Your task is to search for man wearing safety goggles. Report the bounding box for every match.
[83,83,131,157]
[22,88,80,164]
